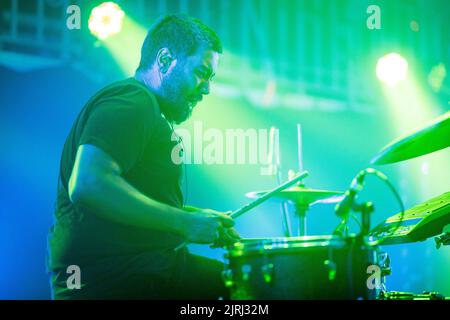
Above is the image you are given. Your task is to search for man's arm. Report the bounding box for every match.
[68,144,234,244]
[182,205,200,212]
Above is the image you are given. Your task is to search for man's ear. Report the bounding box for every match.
[156,48,175,74]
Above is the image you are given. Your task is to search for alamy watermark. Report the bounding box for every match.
[66,4,382,31]
[66,265,81,290]
[171,121,280,176]
[366,5,381,30]
[366,265,383,290]
[66,5,81,30]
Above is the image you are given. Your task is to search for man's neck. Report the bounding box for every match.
[134,71,175,125]
[137,65,166,91]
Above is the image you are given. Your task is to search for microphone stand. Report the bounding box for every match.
[358,201,374,237]
[333,201,374,240]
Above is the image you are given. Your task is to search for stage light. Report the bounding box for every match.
[410,20,420,32]
[376,53,408,87]
[88,2,125,40]
[428,63,446,92]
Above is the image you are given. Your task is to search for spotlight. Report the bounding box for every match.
[428,63,446,92]
[88,2,125,40]
[376,53,408,87]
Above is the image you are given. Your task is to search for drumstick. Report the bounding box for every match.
[229,170,309,219]
[174,170,309,251]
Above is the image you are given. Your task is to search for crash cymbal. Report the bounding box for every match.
[371,111,450,165]
[246,186,344,206]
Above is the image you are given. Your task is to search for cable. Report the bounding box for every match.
[167,120,188,207]
[181,139,188,206]
[350,214,362,229]
[365,168,405,246]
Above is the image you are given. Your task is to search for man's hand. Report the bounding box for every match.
[210,227,241,248]
[180,208,236,244]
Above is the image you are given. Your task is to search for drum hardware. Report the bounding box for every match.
[333,219,350,237]
[334,169,367,220]
[295,203,308,236]
[241,264,252,281]
[267,126,293,237]
[378,251,391,277]
[333,167,405,241]
[261,263,274,283]
[333,201,375,238]
[378,291,448,300]
[371,110,450,165]
[246,186,344,237]
[323,259,337,281]
[332,168,406,247]
[221,269,234,288]
[434,224,450,249]
[295,123,305,237]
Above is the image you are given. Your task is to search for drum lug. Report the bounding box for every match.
[381,267,391,277]
[241,264,252,281]
[221,269,234,288]
[378,252,391,276]
[323,260,337,281]
[261,263,274,283]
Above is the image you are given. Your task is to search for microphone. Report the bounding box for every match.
[335,169,367,219]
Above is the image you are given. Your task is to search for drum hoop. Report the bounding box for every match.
[228,235,347,255]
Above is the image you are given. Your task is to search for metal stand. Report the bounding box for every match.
[435,225,450,249]
[270,126,293,237]
[357,201,374,237]
[332,201,374,239]
[295,204,309,236]
[276,162,293,237]
[281,202,292,237]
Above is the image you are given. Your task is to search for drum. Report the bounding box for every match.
[222,235,385,300]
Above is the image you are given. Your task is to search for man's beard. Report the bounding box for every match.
[159,73,192,124]
[159,97,191,124]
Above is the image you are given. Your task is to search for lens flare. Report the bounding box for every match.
[376,53,409,87]
[88,2,125,40]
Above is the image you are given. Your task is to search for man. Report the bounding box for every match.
[47,14,239,299]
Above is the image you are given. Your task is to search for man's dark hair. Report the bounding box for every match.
[136,14,222,72]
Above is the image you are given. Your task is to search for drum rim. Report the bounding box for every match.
[229,235,347,253]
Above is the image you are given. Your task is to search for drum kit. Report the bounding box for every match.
[222,111,450,300]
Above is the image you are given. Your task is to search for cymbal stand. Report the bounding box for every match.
[295,203,309,236]
[277,170,292,237]
[295,124,308,237]
[270,127,292,237]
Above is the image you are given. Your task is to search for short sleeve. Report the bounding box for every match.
[79,87,157,172]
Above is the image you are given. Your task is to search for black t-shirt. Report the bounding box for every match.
[47,78,185,281]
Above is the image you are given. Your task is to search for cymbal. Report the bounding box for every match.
[246,186,344,206]
[371,111,450,165]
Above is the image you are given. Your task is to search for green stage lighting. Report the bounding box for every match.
[376,53,409,87]
[88,2,125,40]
